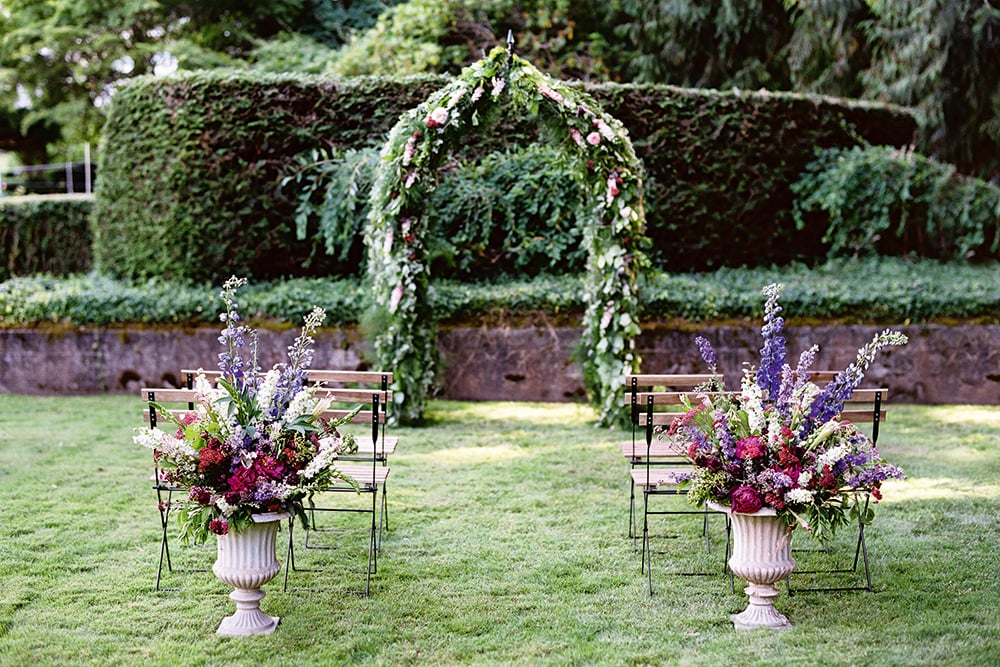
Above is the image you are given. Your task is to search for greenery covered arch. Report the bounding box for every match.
[364,46,650,425]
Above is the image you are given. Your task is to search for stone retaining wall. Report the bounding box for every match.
[1,323,998,404]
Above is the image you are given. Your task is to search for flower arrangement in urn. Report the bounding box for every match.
[671,283,907,540]
[134,277,359,543]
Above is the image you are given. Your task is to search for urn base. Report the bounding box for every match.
[216,587,280,636]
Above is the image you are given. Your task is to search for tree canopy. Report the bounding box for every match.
[0,0,395,156]
[1,0,997,181]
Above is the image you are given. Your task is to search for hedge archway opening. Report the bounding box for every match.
[364,46,650,425]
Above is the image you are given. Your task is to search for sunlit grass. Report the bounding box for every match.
[883,477,1000,502]
[0,396,997,666]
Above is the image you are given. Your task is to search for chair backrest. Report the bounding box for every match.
[809,371,888,444]
[139,386,203,486]
[180,368,394,457]
[623,374,722,458]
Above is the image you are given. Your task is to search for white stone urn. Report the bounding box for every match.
[710,502,795,630]
[212,511,289,636]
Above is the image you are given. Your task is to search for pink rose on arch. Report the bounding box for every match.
[730,485,764,514]
[586,132,601,146]
[538,84,565,105]
[426,107,449,128]
[390,284,404,312]
[606,175,620,203]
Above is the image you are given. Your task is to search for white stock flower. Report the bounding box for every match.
[216,497,236,516]
[134,427,198,460]
[817,443,849,469]
[784,488,814,504]
[741,372,765,433]
[193,372,214,397]
[283,387,317,424]
[255,369,280,414]
[303,436,341,479]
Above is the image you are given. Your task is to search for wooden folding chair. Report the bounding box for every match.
[139,385,212,591]
[622,375,730,596]
[786,373,889,594]
[281,370,395,596]
[621,374,718,542]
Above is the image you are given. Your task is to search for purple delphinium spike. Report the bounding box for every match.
[775,363,795,418]
[794,344,819,392]
[714,409,737,459]
[218,277,248,385]
[802,329,908,437]
[269,307,326,418]
[755,283,787,400]
[695,335,717,373]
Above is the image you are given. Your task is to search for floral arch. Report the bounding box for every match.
[364,46,650,426]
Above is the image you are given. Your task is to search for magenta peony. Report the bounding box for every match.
[730,485,764,514]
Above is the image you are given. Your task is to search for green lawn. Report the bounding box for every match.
[0,396,997,666]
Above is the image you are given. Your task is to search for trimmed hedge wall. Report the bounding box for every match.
[0,195,93,280]
[5,258,996,328]
[94,70,916,282]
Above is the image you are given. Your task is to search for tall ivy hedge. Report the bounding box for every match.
[94,70,916,282]
[0,195,93,280]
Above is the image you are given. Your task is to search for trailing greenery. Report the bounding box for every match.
[3,258,997,329]
[0,195,93,281]
[288,144,587,279]
[427,146,588,278]
[792,146,1000,262]
[281,146,380,272]
[1,396,999,665]
[93,68,914,283]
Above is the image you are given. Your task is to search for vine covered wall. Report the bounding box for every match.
[93,69,916,283]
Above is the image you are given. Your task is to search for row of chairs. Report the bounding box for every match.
[623,372,889,597]
[141,368,396,596]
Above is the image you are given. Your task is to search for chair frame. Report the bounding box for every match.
[786,382,887,594]
[627,382,731,596]
[284,394,387,596]
[623,374,717,542]
[141,386,212,591]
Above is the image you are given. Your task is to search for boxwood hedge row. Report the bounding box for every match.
[0,196,93,281]
[3,258,996,328]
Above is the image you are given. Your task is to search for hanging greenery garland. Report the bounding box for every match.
[364,46,650,425]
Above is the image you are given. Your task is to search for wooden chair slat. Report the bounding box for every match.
[314,388,393,403]
[333,464,390,486]
[624,374,717,388]
[619,440,687,459]
[630,468,687,488]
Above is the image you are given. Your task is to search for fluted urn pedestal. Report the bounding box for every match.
[212,512,289,636]
[711,502,795,631]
